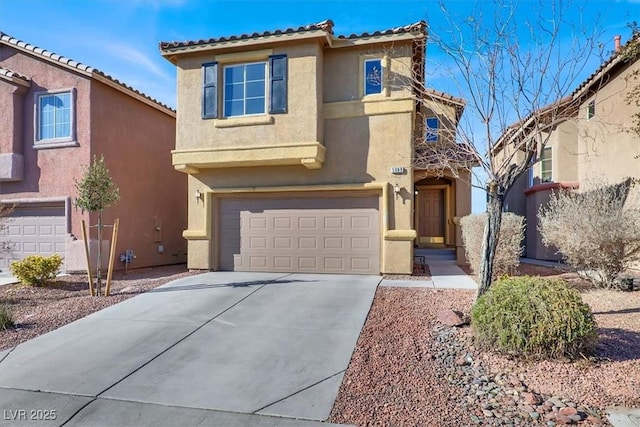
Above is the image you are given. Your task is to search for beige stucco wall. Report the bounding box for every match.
[174,42,322,152]
[576,61,640,185]
[502,58,640,263]
[174,36,419,273]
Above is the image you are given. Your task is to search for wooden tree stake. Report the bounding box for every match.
[81,220,95,296]
[104,218,119,296]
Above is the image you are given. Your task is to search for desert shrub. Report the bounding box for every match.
[538,178,640,289]
[460,213,524,281]
[0,304,14,330]
[10,254,63,286]
[472,276,597,359]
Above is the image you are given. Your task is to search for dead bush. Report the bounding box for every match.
[538,178,640,289]
[460,213,524,281]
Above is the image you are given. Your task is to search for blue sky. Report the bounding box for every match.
[1,0,638,212]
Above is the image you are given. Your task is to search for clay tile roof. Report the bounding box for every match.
[159,20,335,50]
[0,31,174,114]
[424,88,466,107]
[0,65,30,82]
[336,21,426,40]
[571,32,640,97]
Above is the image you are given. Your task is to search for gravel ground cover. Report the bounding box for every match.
[0,264,196,351]
[330,267,640,426]
[2,262,638,426]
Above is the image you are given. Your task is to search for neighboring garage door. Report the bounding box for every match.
[219,195,380,274]
[0,204,67,271]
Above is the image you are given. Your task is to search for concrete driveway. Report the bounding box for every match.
[0,272,379,426]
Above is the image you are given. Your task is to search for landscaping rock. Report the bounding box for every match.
[437,309,465,326]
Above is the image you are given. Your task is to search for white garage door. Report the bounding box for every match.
[0,204,67,271]
[219,195,380,274]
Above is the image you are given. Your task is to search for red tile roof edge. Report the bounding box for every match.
[159,20,426,51]
[0,31,175,114]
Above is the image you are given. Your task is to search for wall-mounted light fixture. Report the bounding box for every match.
[394,183,401,195]
[195,189,202,203]
[414,189,419,196]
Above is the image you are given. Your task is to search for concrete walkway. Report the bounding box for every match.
[0,272,377,426]
[380,261,478,290]
[608,407,640,427]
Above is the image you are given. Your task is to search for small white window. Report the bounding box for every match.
[36,90,75,143]
[364,58,383,95]
[541,147,552,183]
[587,100,596,120]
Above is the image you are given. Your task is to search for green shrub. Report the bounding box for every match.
[471,276,597,359]
[0,304,14,330]
[10,254,63,286]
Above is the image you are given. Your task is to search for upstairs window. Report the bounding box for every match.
[36,91,73,142]
[364,58,383,95]
[541,147,552,182]
[202,55,287,119]
[224,62,266,117]
[426,117,439,142]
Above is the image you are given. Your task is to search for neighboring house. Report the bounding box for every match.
[0,32,187,272]
[496,35,640,261]
[160,20,472,275]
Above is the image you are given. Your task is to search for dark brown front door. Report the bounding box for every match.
[419,189,444,242]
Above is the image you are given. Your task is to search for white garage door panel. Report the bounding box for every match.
[0,205,67,271]
[220,196,380,274]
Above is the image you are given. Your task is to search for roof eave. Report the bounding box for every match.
[330,32,422,48]
[0,71,31,88]
[160,30,332,61]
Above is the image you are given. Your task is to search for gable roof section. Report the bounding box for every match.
[493,35,640,155]
[0,31,174,117]
[159,20,427,60]
[492,96,579,154]
[422,88,466,121]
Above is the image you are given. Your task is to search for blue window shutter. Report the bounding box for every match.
[202,62,218,119]
[269,55,287,114]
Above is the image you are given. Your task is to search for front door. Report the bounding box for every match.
[418,189,444,245]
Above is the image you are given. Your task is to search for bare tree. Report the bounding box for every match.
[404,0,603,295]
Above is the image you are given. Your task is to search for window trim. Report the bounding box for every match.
[222,61,268,118]
[34,88,77,148]
[425,117,439,142]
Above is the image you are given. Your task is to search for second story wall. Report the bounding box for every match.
[0,45,91,199]
[323,43,413,103]
[576,59,640,186]
[174,41,323,151]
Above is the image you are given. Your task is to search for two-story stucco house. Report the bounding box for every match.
[497,35,640,261]
[160,20,472,275]
[0,32,187,272]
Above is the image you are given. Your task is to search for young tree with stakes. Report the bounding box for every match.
[406,0,603,295]
[75,155,120,296]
